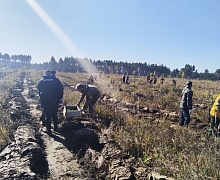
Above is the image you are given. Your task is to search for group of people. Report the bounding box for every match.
[37,70,101,134]
[179,80,220,137]
[37,70,219,137]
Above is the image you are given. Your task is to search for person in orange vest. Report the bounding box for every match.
[208,98,220,137]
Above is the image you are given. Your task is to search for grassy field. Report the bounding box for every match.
[46,71,220,179]
[3,69,220,179]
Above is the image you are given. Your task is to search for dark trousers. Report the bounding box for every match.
[42,101,59,130]
[209,115,220,136]
[88,97,99,114]
[85,95,100,115]
[179,108,190,127]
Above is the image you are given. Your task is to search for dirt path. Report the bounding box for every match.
[41,132,84,179]
[23,78,86,179]
[4,74,174,180]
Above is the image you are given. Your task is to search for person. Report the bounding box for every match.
[208,97,220,137]
[39,70,63,125]
[125,74,129,84]
[172,79,176,86]
[146,74,151,82]
[37,70,64,134]
[149,78,153,84]
[179,81,193,127]
[75,83,101,117]
[153,77,157,84]
[88,75,94,84]
[122,74,126,83]
[160,75,165,84]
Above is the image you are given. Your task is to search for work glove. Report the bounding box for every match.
[78,107,85,114]
[76,104,82,111]
[189,109,192,114]
[79,108,85,112]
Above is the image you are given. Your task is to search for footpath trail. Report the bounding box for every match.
[0,72,175,179]
[23,77,87,179]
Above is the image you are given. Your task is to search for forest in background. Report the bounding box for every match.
[0,52,219,80]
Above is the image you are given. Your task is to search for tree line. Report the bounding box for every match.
[0,52,219,80]
[0,52,32,69]
[31,56,220,80]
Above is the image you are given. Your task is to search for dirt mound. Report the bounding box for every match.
[0,72,174,179]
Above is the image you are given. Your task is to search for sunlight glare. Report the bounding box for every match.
[25,0,98,74]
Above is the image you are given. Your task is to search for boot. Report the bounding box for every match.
[54,124,58,131]
[46,123,51,134]
[208,129,213,136]
[46,127,51,134]
[41,120,46,127]
[179,119,184,126]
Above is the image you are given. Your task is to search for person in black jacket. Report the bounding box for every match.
[37,70,63,134]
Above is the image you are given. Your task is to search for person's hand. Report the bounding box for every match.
[79,108,84,112]
[78,107,85,114]
[70,86,75,91]
[77,104,82,112]
[189,109,192,114]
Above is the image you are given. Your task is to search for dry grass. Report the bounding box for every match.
[28,70,220,179]
[0,70,24,150]
[107,76,220,179]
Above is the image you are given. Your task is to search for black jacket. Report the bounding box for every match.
[37,74,63,103]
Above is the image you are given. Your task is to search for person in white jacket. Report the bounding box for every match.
[179,81,193,127]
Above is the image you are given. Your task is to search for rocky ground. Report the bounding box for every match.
[0,73,183,179]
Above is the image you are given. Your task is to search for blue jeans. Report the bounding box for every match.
[179,108,190,127]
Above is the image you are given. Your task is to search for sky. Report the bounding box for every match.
[0,0,220,73]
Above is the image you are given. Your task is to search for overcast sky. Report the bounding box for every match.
[1,0,220,73]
